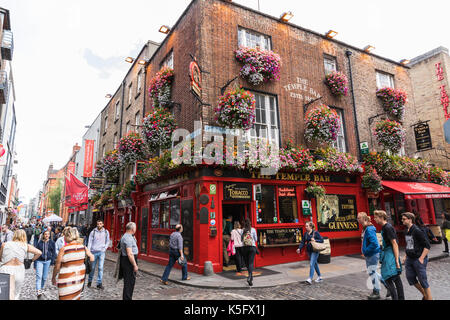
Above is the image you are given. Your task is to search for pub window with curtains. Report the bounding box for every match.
[256,185,299,225]
[238,27,272,50]
[150,189,181,230]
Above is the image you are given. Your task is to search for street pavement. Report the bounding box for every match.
[18,255,449,300]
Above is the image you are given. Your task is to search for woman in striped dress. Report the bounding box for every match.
[52,227,94,300]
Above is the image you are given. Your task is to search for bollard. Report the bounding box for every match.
[203,261,214,276]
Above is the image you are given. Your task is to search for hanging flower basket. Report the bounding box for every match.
[215,87,256,130]
[304,182,326,199]
[429,167,450,187]
[362,167,383,193]
[101,149,122,183]
[118,132,146,165]
[373,120,406,154]
[235,46,281,86]
[304,104,340,145]
[148,67,174,108]
[324,71,348,97]
[141,107,177,153]
[376,87,407,121]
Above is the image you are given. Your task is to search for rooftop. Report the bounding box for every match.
[408,46,449,67]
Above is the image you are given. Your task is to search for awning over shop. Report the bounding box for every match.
[382,181,450,200]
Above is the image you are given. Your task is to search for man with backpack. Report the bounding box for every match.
[87,219,110,289]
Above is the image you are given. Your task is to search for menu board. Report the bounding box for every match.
[151,203,160,228]
[223,182,252,201]
[278,186,298,224]
[152,234,170,253]
[317,195,359,232]
[258,228,302,246]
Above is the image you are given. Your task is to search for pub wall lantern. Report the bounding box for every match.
[400,59,410,65]
[363,45,375,53]
[325,30,338,39]
[159,25,171,34]
[280,11,293,22]
[125,57,134,63]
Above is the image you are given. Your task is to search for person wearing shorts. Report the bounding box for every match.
[401,212,432,300]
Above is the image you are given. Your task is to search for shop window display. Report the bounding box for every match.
[257,185,277,224]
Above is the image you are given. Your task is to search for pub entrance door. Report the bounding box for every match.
[222,203,250,270]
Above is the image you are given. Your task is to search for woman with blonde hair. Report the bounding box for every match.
[52,227,94,300]
[0,229,42,299]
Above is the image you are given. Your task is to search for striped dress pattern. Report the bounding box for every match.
[57,242,86,300]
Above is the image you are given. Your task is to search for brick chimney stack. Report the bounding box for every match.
[73,143,81,154]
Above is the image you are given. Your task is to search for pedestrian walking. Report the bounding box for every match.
[35,230,56,299]
[0,229,42,299]
[40,226,55,242]
[359,213,383,300]
[51,227,94,300]
[241,218,258,287]
[87,219,110,289]
[161,224,190,285]
[222,215,233,267]
[401,212,432,300]
[119,222,139,300]
[373,210,404,300]
[230,221,244,275]
[33,224,42,247]
[441,212,450,254]
[1,224,14,243]
[296,221,324,285]
[52,226,62,242]
[55,227,69,255]
[25,225,33,244]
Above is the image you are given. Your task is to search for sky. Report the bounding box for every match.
[2,0,449,204]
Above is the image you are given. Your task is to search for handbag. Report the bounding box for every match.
[84,247,92,274]
[24,245,32,269]
[310,232,326,252]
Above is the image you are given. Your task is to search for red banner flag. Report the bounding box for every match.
[66,173,88,208]
[83,140,95,178]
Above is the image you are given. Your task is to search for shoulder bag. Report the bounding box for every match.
[24,244,33,269]
[84,247,92,274]
[310,232,327,252]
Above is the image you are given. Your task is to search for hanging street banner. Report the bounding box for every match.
[414,122,432,151]
[65,173,89,210]
[83,140,95,177]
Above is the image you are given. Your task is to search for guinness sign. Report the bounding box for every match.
[223,182,252,201]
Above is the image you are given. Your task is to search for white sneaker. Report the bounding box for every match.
[305,278,312,285]
[315,277,323,283]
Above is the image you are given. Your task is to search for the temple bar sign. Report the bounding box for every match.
[414,122,432,151]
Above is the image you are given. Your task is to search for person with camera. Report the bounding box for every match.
[160,224,190,285]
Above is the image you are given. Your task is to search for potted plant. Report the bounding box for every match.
[141,107,177,153]
[362,167,383,197]
[324,71,348,97]
[215,87,256,130]
[376,87,407,121]
[304,104,340,145]
[304,182,326,199]
[235,46,282,86]
[373,119,406,154]
[118,132,146,166]
[148,67,174,108]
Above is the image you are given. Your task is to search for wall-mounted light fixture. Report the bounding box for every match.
[125,57,134,63]
[325,30,338,39]
[105,94,112,99]
[280,11,293,22]
[138,59,149,66]
[363,45,375,53]
[159,25,171,34]
[400,59,410,65]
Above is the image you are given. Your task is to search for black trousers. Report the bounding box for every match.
[121,255,138,300]
[241,246,256,276]
[443,237,449,252]
[385,275,405,300]
[235,247,244,272]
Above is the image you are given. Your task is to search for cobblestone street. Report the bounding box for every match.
[19,257,450,300]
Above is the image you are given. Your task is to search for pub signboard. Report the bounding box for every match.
[414,122,432,151]
[223,182,252,201]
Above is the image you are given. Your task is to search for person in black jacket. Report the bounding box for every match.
[296,221,324,285]
[401,212,432,300]
[34,230,56,299]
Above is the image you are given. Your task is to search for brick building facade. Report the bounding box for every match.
[409,47,450,170]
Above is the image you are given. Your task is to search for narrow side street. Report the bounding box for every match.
[19,257,449,300]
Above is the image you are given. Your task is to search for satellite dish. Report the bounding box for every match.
[444,120,450,144]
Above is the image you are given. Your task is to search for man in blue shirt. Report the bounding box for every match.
[161,224,190,284]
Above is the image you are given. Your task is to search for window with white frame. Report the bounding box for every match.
[128,82,133,106]
[376,71,394,89]
[247,92,279,147]
[104,116,108,132]
[135,111,141,129]
[162,51,174,69]
[115,101,120,120]
[324,56,337,75]
[126,121,131,134]
[113,132,118,148]
[136,70,143,94]
[238,27,271,50]
[331,108,347,153]
[102,144,106,157]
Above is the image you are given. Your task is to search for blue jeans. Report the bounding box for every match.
[308,251,321,279]
[365,253,382,293]
[35,260,51,291]
[89,251,106,285]
[161,248,188,281]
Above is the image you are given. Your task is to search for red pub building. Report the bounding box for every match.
[97,0,450,274]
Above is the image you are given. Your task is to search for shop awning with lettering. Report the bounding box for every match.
[381,181,450,200]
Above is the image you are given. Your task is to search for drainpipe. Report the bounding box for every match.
[346,50,362,162]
